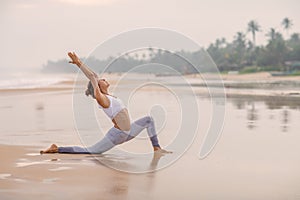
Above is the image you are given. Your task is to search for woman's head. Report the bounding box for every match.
[85,78,110,98]
[98,78,110,93]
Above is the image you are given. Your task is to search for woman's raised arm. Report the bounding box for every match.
[68,52,109,108]
[68,52,98,79]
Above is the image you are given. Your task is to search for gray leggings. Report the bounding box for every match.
[58,116,160,154]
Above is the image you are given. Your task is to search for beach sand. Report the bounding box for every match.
[0,144,136,200]
[1,72,300,199]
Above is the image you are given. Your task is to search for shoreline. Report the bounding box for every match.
[1,72,299,97]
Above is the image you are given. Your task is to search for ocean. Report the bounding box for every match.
[0,71,75,90]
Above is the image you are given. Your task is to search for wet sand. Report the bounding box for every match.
[1,129,300,200]
[1,72,300,199]
[0,144,135,200]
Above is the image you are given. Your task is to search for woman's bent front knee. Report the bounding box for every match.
[135,115,153,127]
[107,130,128,145]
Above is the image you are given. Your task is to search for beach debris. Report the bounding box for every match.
[48,166,72,172]
[0,173,12,180]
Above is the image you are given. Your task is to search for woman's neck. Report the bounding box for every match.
[100,89,108,95]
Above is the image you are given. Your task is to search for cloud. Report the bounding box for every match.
[56,0,119,6]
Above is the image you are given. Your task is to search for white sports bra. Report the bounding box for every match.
[98,95,126,119]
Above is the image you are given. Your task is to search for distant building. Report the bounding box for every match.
[284,61,300,71]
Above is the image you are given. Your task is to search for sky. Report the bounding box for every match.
[0,0,299,70]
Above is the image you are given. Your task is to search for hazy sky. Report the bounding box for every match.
[1,0,299,70]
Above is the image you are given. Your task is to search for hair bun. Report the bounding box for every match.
[85,89,90,96]
[85,81,95,98]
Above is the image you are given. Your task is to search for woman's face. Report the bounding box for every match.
[98,78,110,92]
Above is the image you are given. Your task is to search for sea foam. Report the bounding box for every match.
[0,72,73,89]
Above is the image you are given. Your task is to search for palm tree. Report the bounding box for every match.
[266,28,276,41]
[234,32,246,48]
[287,33,300,49]
[215,38,222,48]
[247,20,261,47]
[220,37,227,48]
[281,17,293,37]
[290,33,299,42]
[233,32,247,67]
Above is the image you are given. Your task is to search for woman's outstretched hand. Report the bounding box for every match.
[68,52,82,67]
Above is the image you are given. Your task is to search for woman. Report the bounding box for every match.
[41,52,170,154]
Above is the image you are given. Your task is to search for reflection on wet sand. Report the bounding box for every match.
[247,101,258,130]
[35,102,45,131]
[230,95,300,110]
[230,96,299,132]
[85,152,166,199]
[280,109,290,132]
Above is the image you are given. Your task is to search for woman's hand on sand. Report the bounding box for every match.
[68,52,82,67]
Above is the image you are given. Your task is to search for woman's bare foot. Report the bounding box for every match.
[40,144,58,154]
[153,146,172,154]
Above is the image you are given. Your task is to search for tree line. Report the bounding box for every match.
[42,17,300,74]
[208,17,300,73]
